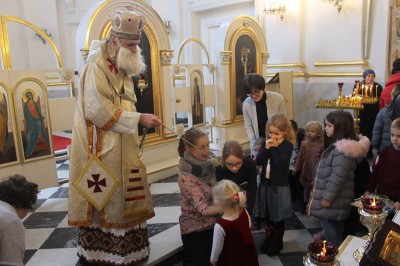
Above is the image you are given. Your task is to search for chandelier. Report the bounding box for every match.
[322,0,344,13]
[264,2,286,21]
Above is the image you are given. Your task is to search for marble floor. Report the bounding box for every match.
[22,158,363,266]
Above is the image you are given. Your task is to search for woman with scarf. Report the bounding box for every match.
[177,127,221,266]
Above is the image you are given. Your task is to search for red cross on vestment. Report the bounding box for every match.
[87,174,107,193]
[106,58,119,75]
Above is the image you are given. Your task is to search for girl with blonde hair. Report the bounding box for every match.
[255,113,296,256]
[210,180,258,266]
[293,121,324,213]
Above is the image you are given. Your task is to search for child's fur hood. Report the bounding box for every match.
[334,135,370,158]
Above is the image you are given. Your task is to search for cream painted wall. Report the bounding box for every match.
[0,0,394,179]
[0,1,391,78]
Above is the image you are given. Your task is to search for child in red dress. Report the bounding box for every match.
[210,180,259,266]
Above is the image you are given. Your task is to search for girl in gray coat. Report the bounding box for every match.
[307,110,370,246]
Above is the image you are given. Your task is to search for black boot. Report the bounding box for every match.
[260,224,275,253]
[266,230,284,256]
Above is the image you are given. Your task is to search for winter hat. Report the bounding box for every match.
[362,69,375,80]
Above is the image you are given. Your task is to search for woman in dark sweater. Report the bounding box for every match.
[216,140,257,218]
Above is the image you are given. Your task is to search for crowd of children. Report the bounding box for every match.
[175,71,400,265]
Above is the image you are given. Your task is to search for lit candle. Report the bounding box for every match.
[375,84,378,98]
[371,197,376,207]
[320,240,327,261]
[369,86,372,97]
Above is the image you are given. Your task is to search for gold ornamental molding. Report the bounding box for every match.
[80,48,89,62]
[266,71,362,78]
[214,119,246,128]
[308,72,363,77]
[262,52,270,64]
[84,0,111,49]
[0,15,63,69]
[268,63,305,68]
[220,51,232,65]
[160,50,174,65]
[177,37,210,64]
[314,60,369,67]
[266,72,305,78]
[47,82,70,87]
[229,26,262,123]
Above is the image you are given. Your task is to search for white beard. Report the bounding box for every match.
[116,46,146,77]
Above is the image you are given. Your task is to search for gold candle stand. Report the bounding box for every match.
[316,83,364,134]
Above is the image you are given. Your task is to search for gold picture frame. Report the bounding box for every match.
[360,219,400,266]
[230,28,262,123]
[190,69,205,126]
[0,80,20,167]
[12,77,53,162]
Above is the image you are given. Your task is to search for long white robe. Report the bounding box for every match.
[68,40,153,264]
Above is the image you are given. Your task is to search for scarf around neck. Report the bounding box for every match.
[179,151,216,185]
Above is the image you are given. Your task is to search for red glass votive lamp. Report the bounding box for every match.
[307,240,338,265]
[361,196,385,214]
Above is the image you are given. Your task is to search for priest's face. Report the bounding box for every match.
[115,38,146,76]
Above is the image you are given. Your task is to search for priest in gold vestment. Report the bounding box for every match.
[68,8,161,265]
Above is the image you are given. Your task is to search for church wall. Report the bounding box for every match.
[260,0,390,128]
[0,0,394,181]
[0,0,29,69]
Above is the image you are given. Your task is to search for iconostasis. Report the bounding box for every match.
[0,70,58,188]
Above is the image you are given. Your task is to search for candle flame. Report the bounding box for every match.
[371,197,376,206]
[321,240,327,257]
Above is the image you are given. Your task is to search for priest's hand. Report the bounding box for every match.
[139,113,161,128]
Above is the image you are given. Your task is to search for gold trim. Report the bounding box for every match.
[338,235,354,256]
[220,51,232,65]
[177,38,210,64]
[268,63,305,68]
[102,108,123,131]
[0,18,11,69]
[46,75,60,80]
[215,120,246,128]
[0,16,63,69]
[46,82,70,87]
[266,72,305,78]
[388,5,394,80]
[308,72,363,77]
[73,154,121,211]
[84,0,112,49]
[314,60,368,67]
[11,77,54,163]
[0,80,21,168]
[160,50,174,65]
[379,230,400,263]
[266,71,361,78]
[230,27,262,123]
[143,23,164,142]
[98,20,165,144]
[101,21,112,40]
[173,75,186,80]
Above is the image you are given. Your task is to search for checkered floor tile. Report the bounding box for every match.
[21,161,369,266]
